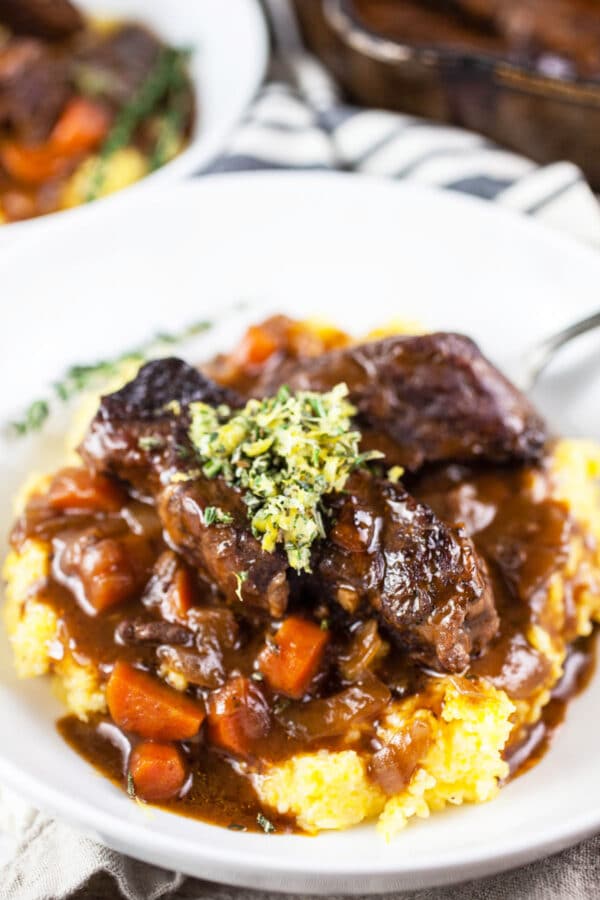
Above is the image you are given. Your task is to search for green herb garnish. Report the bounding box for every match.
[256,813,276,834]
[86,46,191,202]
[149,49,191,172]
[11,400,50,435]
[10,318,211,437]
[188,383,382,571]
[228,822,247,832]
[138,435,164,451]
[204,505,233,527]
[320,618,330,631]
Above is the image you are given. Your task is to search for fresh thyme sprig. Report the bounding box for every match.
[11,318,211,437]
[87,46,192,201]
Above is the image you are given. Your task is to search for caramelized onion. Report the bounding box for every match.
[368,718,432,795]
[277,676,391,741]
[158,645,225,690]
[339,620,387,681]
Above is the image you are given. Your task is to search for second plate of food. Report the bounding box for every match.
[0,0,267,234]
[2,172,600,894]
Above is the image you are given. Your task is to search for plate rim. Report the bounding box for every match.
[2,171,600,893]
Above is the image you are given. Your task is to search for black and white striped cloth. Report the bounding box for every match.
[205,80,600,247]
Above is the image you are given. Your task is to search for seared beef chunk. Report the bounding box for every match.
[0,0,83,40]
[80,359,289,616]
[0,39,71,141]
[75,25,163,107]
[255,332,547,471]
[160,479,289,617]
[314,471,498,672]
[81,357,240,498]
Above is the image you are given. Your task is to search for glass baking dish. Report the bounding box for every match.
[294,0,600,188]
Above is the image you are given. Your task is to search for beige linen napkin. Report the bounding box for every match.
[3,782,600,900]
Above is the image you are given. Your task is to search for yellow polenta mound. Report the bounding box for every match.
[255,678,513,838]
[4,427,600,836]
[256,750,385,833]
[62,148,149,210]
[377,678,513,839]
[3,540,105,720]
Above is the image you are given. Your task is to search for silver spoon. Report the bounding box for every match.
[514,310,600,393]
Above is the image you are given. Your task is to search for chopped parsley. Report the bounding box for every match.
[204,505,233,526]
[320,618,330,631]
[256,813,276,834]
[228,822,247,832]
[188,383,382,571]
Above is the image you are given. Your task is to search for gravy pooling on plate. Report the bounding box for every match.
[5,316,600,837]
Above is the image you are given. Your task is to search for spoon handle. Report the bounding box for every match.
[523,310,600,391]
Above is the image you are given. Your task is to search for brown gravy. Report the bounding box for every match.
[12,451,597,832]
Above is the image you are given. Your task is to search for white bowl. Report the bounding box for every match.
[0,0,268,243]
[2,173,600,894]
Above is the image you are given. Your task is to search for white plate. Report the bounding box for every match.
[2,173,600,895]
[0,0,267,243]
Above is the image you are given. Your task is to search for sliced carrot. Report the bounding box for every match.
[207,676,269,757]
[129,741,187,802]
[236,325,280,368]
[258,616,329,699]
[48,467,125,513]
[50,97,111,155]
[107,662,205,741]
[0,142,71,185]
[162,566,195,622]
[1,97,110,186]
[78,535,152,613]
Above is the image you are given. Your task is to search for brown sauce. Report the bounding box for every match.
[58,716,296,833]
[505,635,597,779]
[10,444,598,830]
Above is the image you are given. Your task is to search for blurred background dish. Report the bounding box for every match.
[0,0,267,232]
[294,0,600,189]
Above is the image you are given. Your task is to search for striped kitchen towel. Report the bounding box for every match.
[204,78,600,247]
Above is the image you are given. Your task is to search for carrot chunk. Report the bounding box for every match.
[258,616,329,699]
[236,325,279,367]
[163,566,195,622]
[129,741,187,802]
[48,467,125,512]
[0,97,110,186]
[107,661,205,740]
[50,97,111,155]
[0,142,71,185]
[207,676,269,757]
[77,534,152,613]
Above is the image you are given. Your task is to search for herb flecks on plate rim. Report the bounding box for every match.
[10,318,215,437]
